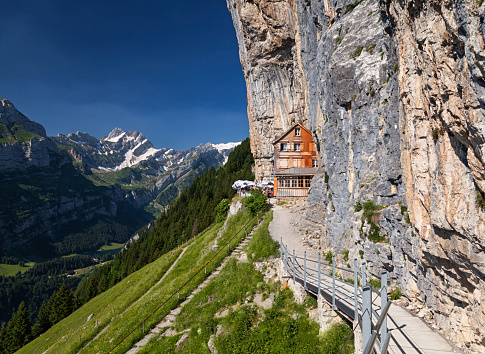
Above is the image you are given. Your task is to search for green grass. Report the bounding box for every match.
[77,210,257,354]
[99,242,124,251]
[21,212,254,353]
[0,124,41,144]
[19,247,183,354]
[0,262,34,276]
[141,212,353,353]
[246,211,279,262]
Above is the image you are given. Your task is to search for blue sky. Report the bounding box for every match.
[0,1,248,150]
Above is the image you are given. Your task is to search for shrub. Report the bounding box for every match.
[325,251,333,264]
[431,127,445,142]
[393,63,399,72]
[215,199,231,222]
[243,189,268,216]
[359,250,364,259]
[365,43,377,54]
[343,250,349,262]
[360,201,386,242]
[350,46,364,60]
[389,288,402,300]
[476,189,485,211]
[320,322,354,354]
[354,201,362,212]
[368,278,381,290]
[370,89,376,97]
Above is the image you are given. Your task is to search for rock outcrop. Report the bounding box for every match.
[228,0,485,351]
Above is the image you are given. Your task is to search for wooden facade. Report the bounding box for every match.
[273,123,317,197]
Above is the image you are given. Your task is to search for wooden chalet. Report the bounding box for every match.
[273,123,318,197]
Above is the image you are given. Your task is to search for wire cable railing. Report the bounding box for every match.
[280,239,392,354]
[107,213,262,353]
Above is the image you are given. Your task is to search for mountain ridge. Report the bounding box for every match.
[0,98,240,260]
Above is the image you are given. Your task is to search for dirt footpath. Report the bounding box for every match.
[268,201,321,261]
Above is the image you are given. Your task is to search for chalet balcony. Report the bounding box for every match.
[275,167,318,176]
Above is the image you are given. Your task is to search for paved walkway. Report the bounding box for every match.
[270,203,460,354]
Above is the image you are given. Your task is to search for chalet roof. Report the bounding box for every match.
[272,123,313,145]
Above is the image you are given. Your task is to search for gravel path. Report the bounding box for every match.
[268,203,321,261]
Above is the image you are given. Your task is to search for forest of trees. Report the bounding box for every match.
[75,138,254,304]
[0,255,95,323]
[0,138,255,353]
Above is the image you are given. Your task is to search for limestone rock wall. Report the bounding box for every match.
[228,0,485,351]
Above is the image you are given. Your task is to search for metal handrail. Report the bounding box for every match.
[280,239,392,354]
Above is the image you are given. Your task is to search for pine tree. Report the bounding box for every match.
[32,299,51,338]
[5,301,32,352]
[49,283,75,325]
[0,322,6,353]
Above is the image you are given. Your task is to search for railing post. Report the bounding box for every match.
[381,271,388,352]
[362,286,372,353]
[304,251,307,290]
[292,250,296,284]
[318,253,321,297]
[361,262,367,287]
[284,244,288,273]
[354,258,358,322]
[280,238,283,260]
[332,254,336,310]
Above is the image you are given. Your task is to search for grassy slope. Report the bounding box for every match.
[20,209,257,354]
[0,262,34,277]
[19,249,181,354]
[141,211,354,354]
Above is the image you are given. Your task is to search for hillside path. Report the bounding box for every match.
[80,247,188,352]
[270,202,460,353]
[268,203,320,259]
[126,219,261,353]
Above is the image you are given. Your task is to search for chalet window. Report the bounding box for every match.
[298,178,303,188]
[291,177,298,188]
[305,177,312,188]
[295,127,301,136]
[280,159,288,168]
[312,159,318,167]
[284,178,290,188]
[294,143,301,151]
[280,143,288,151]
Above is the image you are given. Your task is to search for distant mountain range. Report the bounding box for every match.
[0,98,240,260]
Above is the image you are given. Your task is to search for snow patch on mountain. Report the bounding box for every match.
[211,142,241,153]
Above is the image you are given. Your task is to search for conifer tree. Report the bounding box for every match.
[5,301,32,352]
[32,299,51,338]
[0,322,6,353]
[49,283,75,325]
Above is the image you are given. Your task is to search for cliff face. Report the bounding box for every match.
[228,0,485,351]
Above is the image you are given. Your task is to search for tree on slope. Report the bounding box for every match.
[49,283,75,325]
[32,299,51,338]
[4,301,32,352]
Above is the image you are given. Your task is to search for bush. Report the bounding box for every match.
[431,127,445,142]
[320,322,354,354]
[343,250,349,262]
[389,287,402,300]
[477,189,485,211]
[243,189,268,216]
[354,201,362,212]
[350,46,363,59]
[215,199,231,222]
